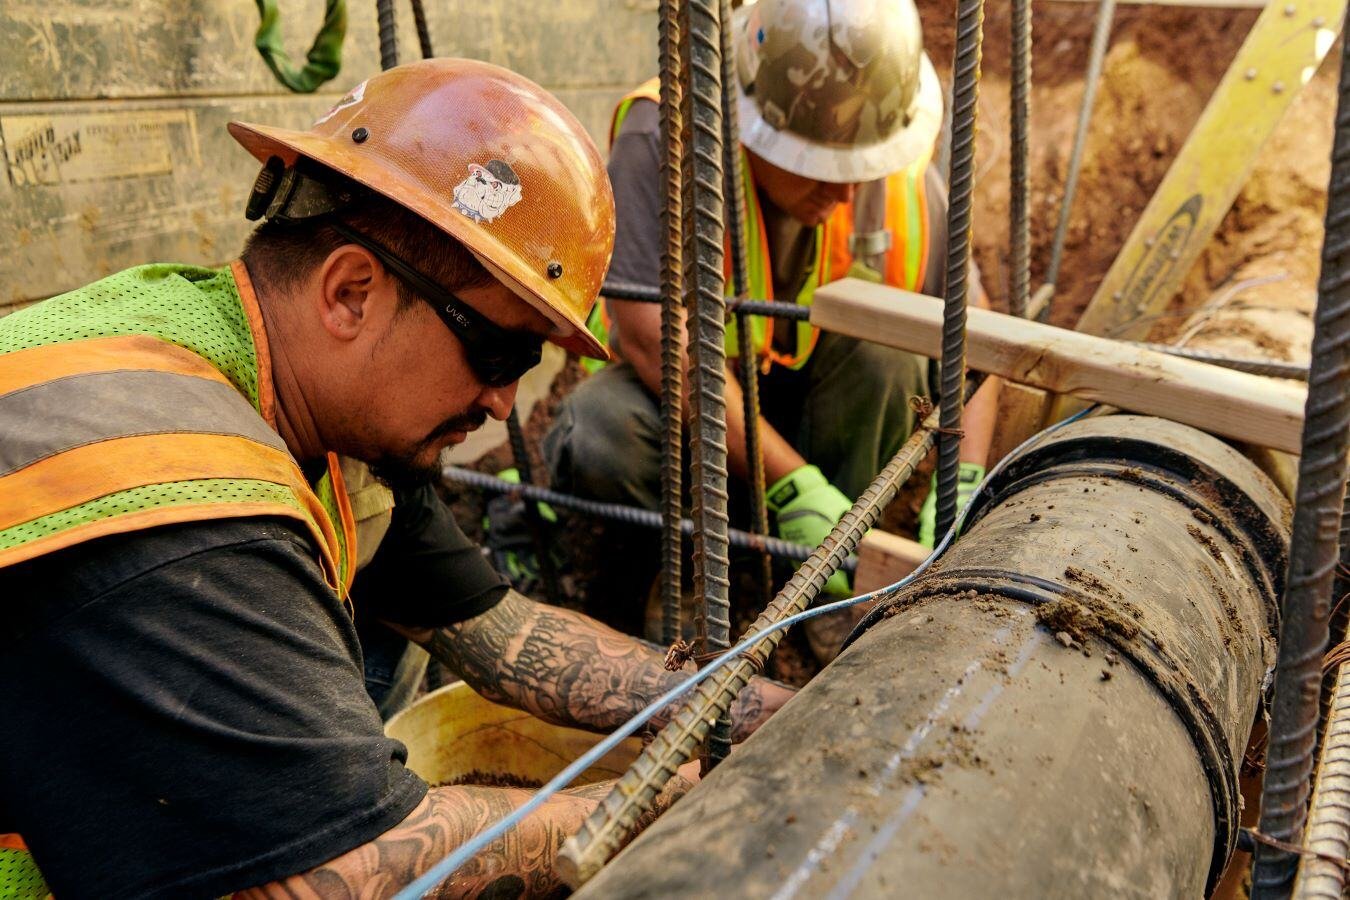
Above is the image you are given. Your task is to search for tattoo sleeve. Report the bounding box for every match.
[237,777,696,898]
[387,591,788,740]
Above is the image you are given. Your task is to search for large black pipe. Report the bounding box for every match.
[574,415,1288,898]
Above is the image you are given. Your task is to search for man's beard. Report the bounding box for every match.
[368,409,488,490]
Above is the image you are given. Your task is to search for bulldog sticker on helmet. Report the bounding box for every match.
[452,160,523,223]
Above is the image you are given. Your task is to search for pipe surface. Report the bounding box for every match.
[1254,30,1350,895]
[574,415,1288,899]
[557,393,964,886]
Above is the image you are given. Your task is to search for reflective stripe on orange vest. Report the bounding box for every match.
[597,78,932,372]
[0,334,353,595]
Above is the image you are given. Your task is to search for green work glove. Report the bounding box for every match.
[483,468,558,588]
[917,462,987,548]
[767,464,853,596]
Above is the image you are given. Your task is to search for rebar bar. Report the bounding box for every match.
[1296,659,1350,898]
[375,0,398,70]
[601,281,808,320]
[719,0,773,611]
[934,0,985,541]
[1009,0,1032,319]
[1253,34,1350,895]
[656,0,686,646]
[557,395,954,886]
[504,406,562,604]
[1040,0,1115,318]
[441,466,854,572]
[409,0,433,59]
[679,0,733,766]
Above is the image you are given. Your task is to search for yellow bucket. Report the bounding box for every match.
[385,682,643,787]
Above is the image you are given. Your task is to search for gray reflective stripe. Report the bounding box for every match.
[0,369,288,478]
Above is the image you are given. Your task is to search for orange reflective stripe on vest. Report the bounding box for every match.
[0,335,350,593]
[602,78,932,371]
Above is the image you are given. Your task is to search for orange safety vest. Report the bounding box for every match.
[594,77,932,372]
[0,261,362,894]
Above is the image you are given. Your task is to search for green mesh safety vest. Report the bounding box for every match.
[0,261,362,892]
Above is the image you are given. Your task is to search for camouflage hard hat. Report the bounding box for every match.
[735,0,943,183]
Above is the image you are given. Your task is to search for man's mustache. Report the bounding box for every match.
[426,409,489,443]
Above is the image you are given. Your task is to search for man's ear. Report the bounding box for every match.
[316,245,388,341]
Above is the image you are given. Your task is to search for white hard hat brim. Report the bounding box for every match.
[737,52,944,184]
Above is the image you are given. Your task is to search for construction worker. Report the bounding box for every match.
[0,60,790,898]
[545,0,998,651]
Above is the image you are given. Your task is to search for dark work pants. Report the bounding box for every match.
[544,330,930,508]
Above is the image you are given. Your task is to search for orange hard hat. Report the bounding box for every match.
[229,58,614,359]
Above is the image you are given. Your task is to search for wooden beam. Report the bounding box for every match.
[811,279,1307,454]
[987,382,1053,466]
[855,530,930,595]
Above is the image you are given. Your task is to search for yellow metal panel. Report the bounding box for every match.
[1074,0,1344,338]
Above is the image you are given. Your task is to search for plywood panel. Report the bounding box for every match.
[0,85,627,312]
[0,0,657,102]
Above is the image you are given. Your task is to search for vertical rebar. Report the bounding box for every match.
[656,0,687,646]
[375,0,398,70]
[1009,0,1032,319]
[557,394,962,886]
[680,0,732,767]
[1253,34,1350,896]
[505,406,562,605]
[934,0,985,541]
[1041,0,1114,307]
[409,0,433,59]
[719,0,773,608]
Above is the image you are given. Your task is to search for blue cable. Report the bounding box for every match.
[395,406,1094,898]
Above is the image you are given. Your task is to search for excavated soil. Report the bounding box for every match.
[440,3,1335,685]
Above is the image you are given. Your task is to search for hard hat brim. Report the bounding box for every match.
[737,52,944,184]
[228,120,611,362]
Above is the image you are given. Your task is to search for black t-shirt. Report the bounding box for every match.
[0,484,506,899]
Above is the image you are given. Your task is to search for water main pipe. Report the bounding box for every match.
[573,414,1288,899]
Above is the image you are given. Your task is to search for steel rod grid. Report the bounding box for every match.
[656,0,688,646]
[678,0,734,766]
[934,0,985,540]
[1253,31,1350,895]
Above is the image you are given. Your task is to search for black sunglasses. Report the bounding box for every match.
[327,220,544,387]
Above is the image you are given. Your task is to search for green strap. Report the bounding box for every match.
[253,0,347,94]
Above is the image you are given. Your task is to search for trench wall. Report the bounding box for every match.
[0,0,656,315]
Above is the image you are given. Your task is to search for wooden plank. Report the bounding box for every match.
[855,530,929,595]
[1073,0,1343,338]
[987,382,1052,466]
[0,0,657,103]
[811,278,1307,454]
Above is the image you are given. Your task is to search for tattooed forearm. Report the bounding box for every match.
[238,783,602,899]
[389,591,793,740]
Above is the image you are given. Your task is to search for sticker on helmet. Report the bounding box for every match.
[452,160,523,223]
[314,80,367,126]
